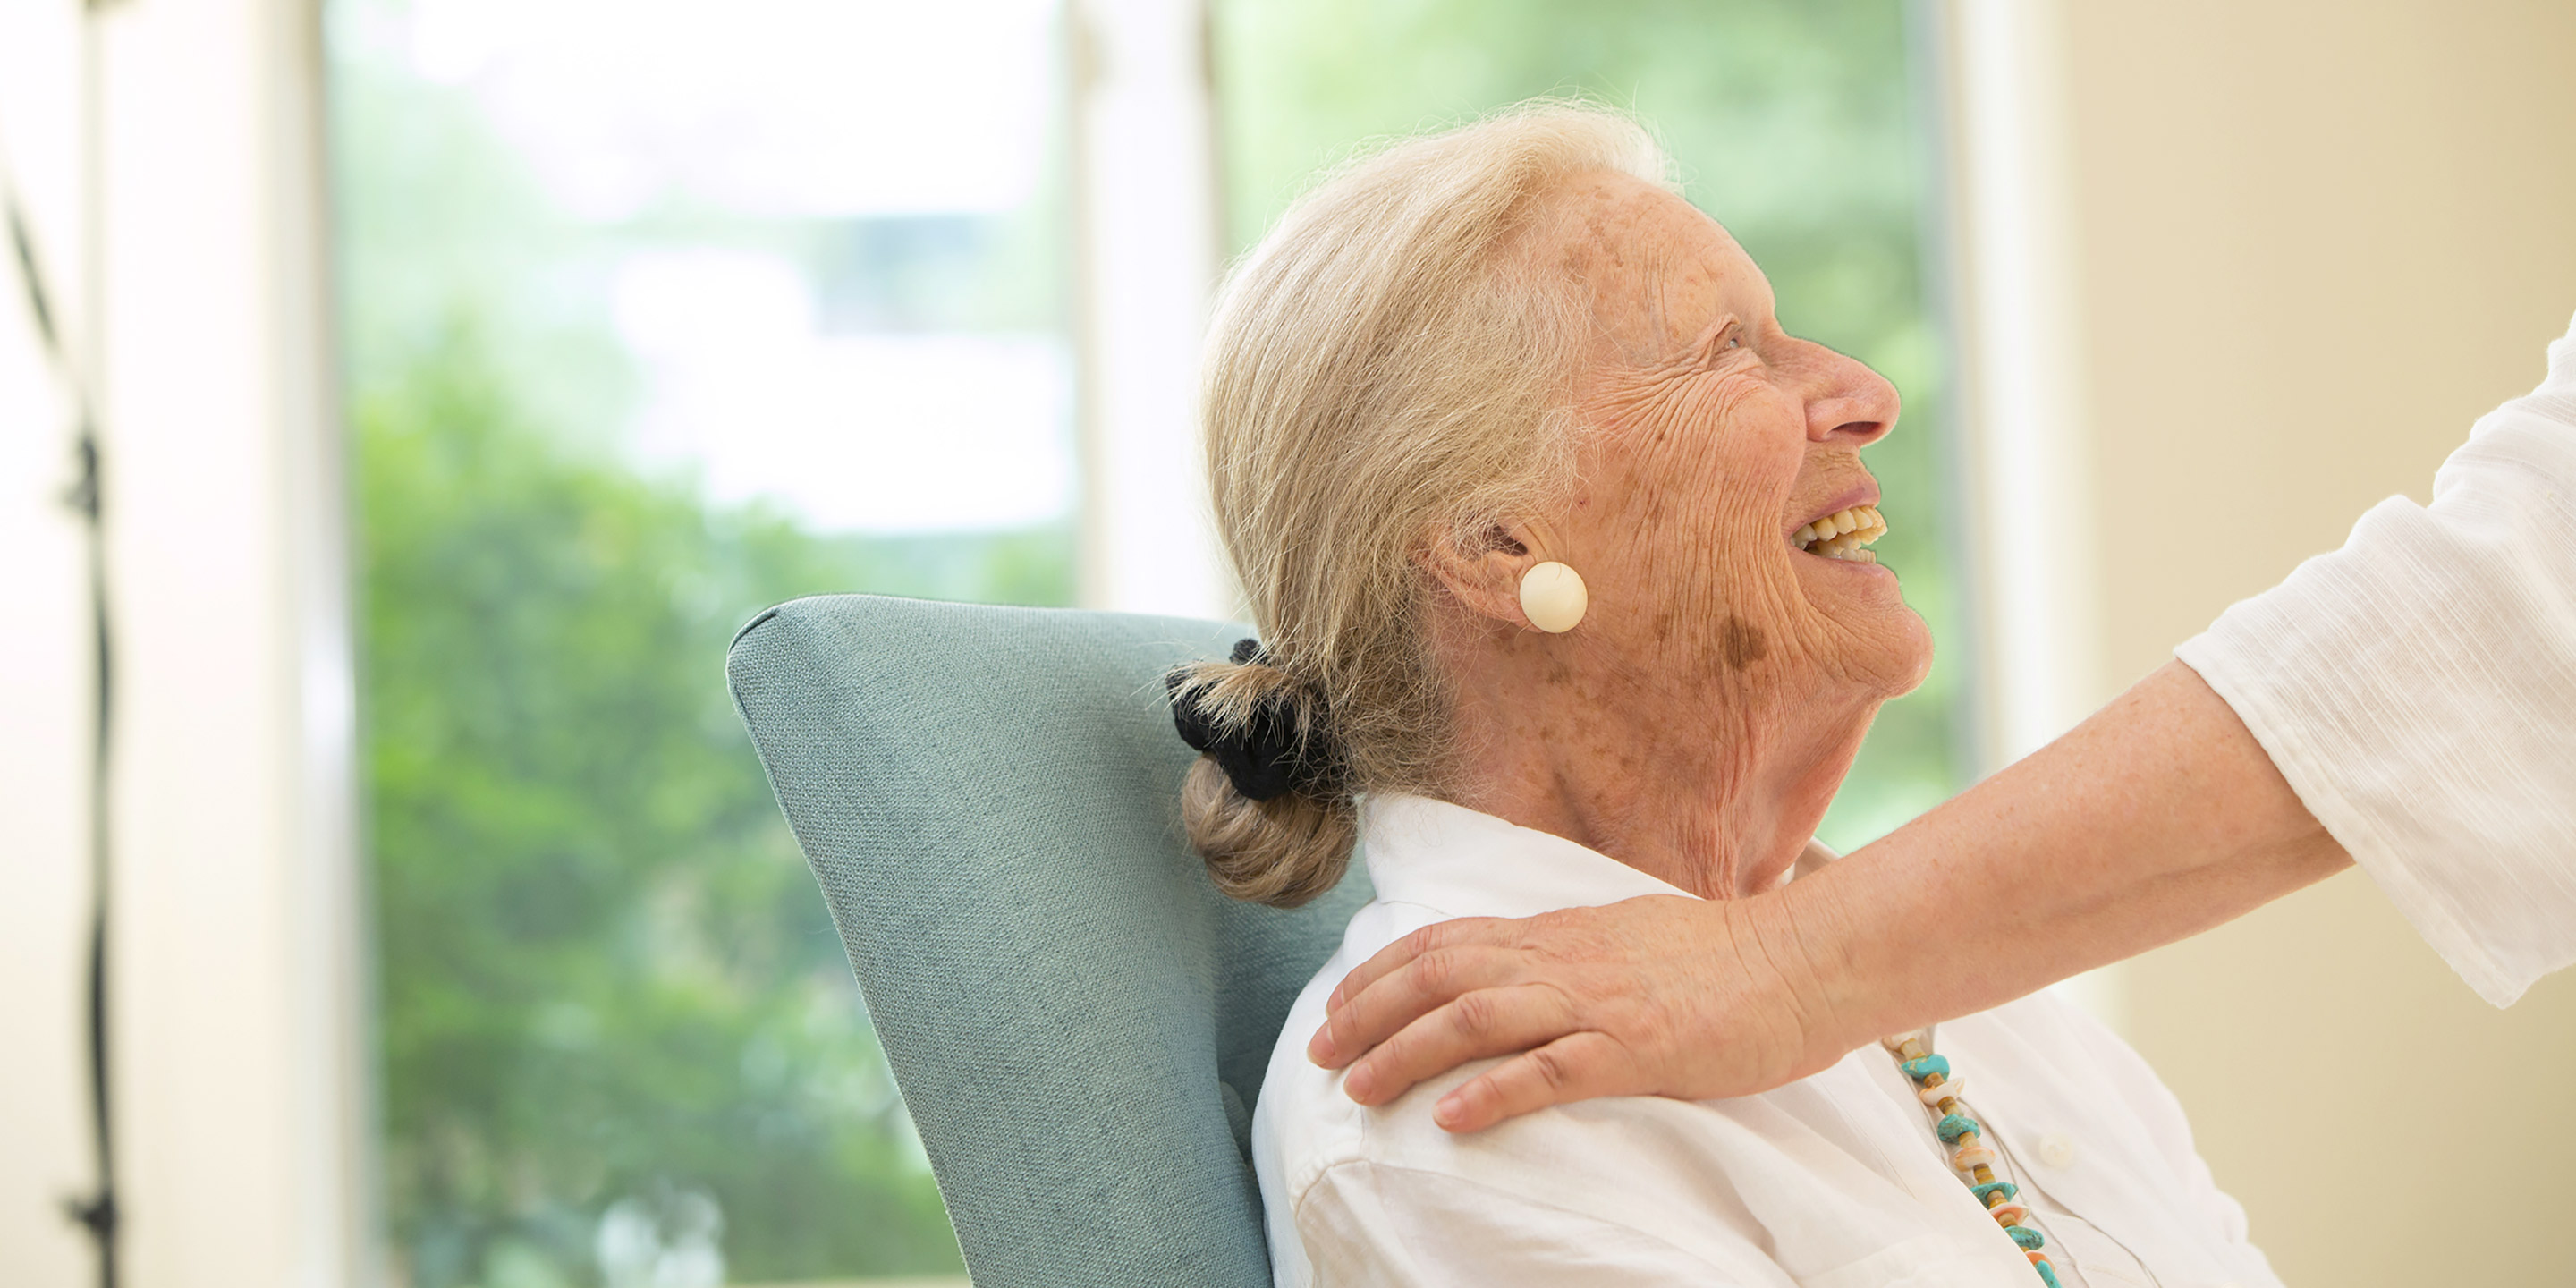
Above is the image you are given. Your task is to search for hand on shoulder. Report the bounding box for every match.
[1306,886,1868,1131]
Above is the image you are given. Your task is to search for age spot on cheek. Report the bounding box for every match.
[1719,616,1767,670]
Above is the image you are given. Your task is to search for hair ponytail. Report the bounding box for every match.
[1167,648,1358,907]
[1181,755,1356,908]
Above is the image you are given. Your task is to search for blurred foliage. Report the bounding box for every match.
[1212,0,1971,846]
[358,326,1013,1286]
[330,3,1050,1283]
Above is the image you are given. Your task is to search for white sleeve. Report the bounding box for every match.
[1291,1160,1770,1288]
[2176,311,2576,1006]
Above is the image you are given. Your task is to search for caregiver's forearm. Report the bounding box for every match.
[1797,658,2353,1042]
[1312,657,2354,1131]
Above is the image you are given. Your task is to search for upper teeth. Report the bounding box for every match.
[1794,504,1886,564]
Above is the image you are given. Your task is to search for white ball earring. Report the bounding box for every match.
[1518,561,1589,633]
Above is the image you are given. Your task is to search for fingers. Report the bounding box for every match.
[1309,919,1523,1068]
[1337,982,1580,1106]
[1323,917,1508,1018]
[1432,1031,1637,1133]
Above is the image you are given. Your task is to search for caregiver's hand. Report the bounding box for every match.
[1306,884,1869,1133]
[1309,661,2353,1131]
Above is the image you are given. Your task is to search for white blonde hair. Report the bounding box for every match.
[1175,100,1674,906]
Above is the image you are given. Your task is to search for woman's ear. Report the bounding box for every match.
[1420,521,1545,629]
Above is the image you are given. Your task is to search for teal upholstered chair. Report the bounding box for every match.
[726,594,1372,1287]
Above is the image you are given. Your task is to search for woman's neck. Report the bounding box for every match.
[1436,631,1879,900]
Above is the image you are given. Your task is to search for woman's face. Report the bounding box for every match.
[1545,173,1931,708]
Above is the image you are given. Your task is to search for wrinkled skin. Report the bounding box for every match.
[1310,664,2353,1134]
[1318,886,1830,1131]
[1348,172,1934,1123]
[1419,170,1931,902]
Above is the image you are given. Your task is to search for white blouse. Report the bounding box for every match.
[2177,311,2576,1007]
[1255,796,2282,1288]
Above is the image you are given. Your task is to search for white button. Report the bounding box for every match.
[2036,1131,2077,1168]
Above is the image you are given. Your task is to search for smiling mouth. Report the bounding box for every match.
[1793,504,1887,564]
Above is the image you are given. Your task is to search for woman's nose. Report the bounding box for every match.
[1802,344,1899,446]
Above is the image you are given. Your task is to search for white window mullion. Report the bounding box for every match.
[94,0,369,1284]
[1933,0,2123,1030]
[1069,0,1237,621]
[1936,0,2106,766]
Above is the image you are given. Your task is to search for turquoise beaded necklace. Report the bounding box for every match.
[1881,1030,2062,1287]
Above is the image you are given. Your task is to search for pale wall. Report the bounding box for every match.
[0,5,97,1277]
[0,2,366,1286]
[2052,2,2576,1283]
[2,5,115,1284]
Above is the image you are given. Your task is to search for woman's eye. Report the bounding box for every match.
[1703,328,1747,369]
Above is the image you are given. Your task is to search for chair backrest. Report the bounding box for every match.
[726,595,1371,1287]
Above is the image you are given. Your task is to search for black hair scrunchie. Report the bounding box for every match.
[1166,639,1347,801]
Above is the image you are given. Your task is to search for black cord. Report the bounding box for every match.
[8,151,120,1288]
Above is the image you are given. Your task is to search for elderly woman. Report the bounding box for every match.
[1165,104,2277,1288]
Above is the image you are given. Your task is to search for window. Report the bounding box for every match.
[331,1,1965,1284]
[331,0,1077,1282]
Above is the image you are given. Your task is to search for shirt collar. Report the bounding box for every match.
[1359,793,1699,919]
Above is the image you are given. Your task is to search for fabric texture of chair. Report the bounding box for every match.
[727,594,1372,1287]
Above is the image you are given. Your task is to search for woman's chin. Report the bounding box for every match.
[1874,614,1937,696]
[1816,583,1934,697]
